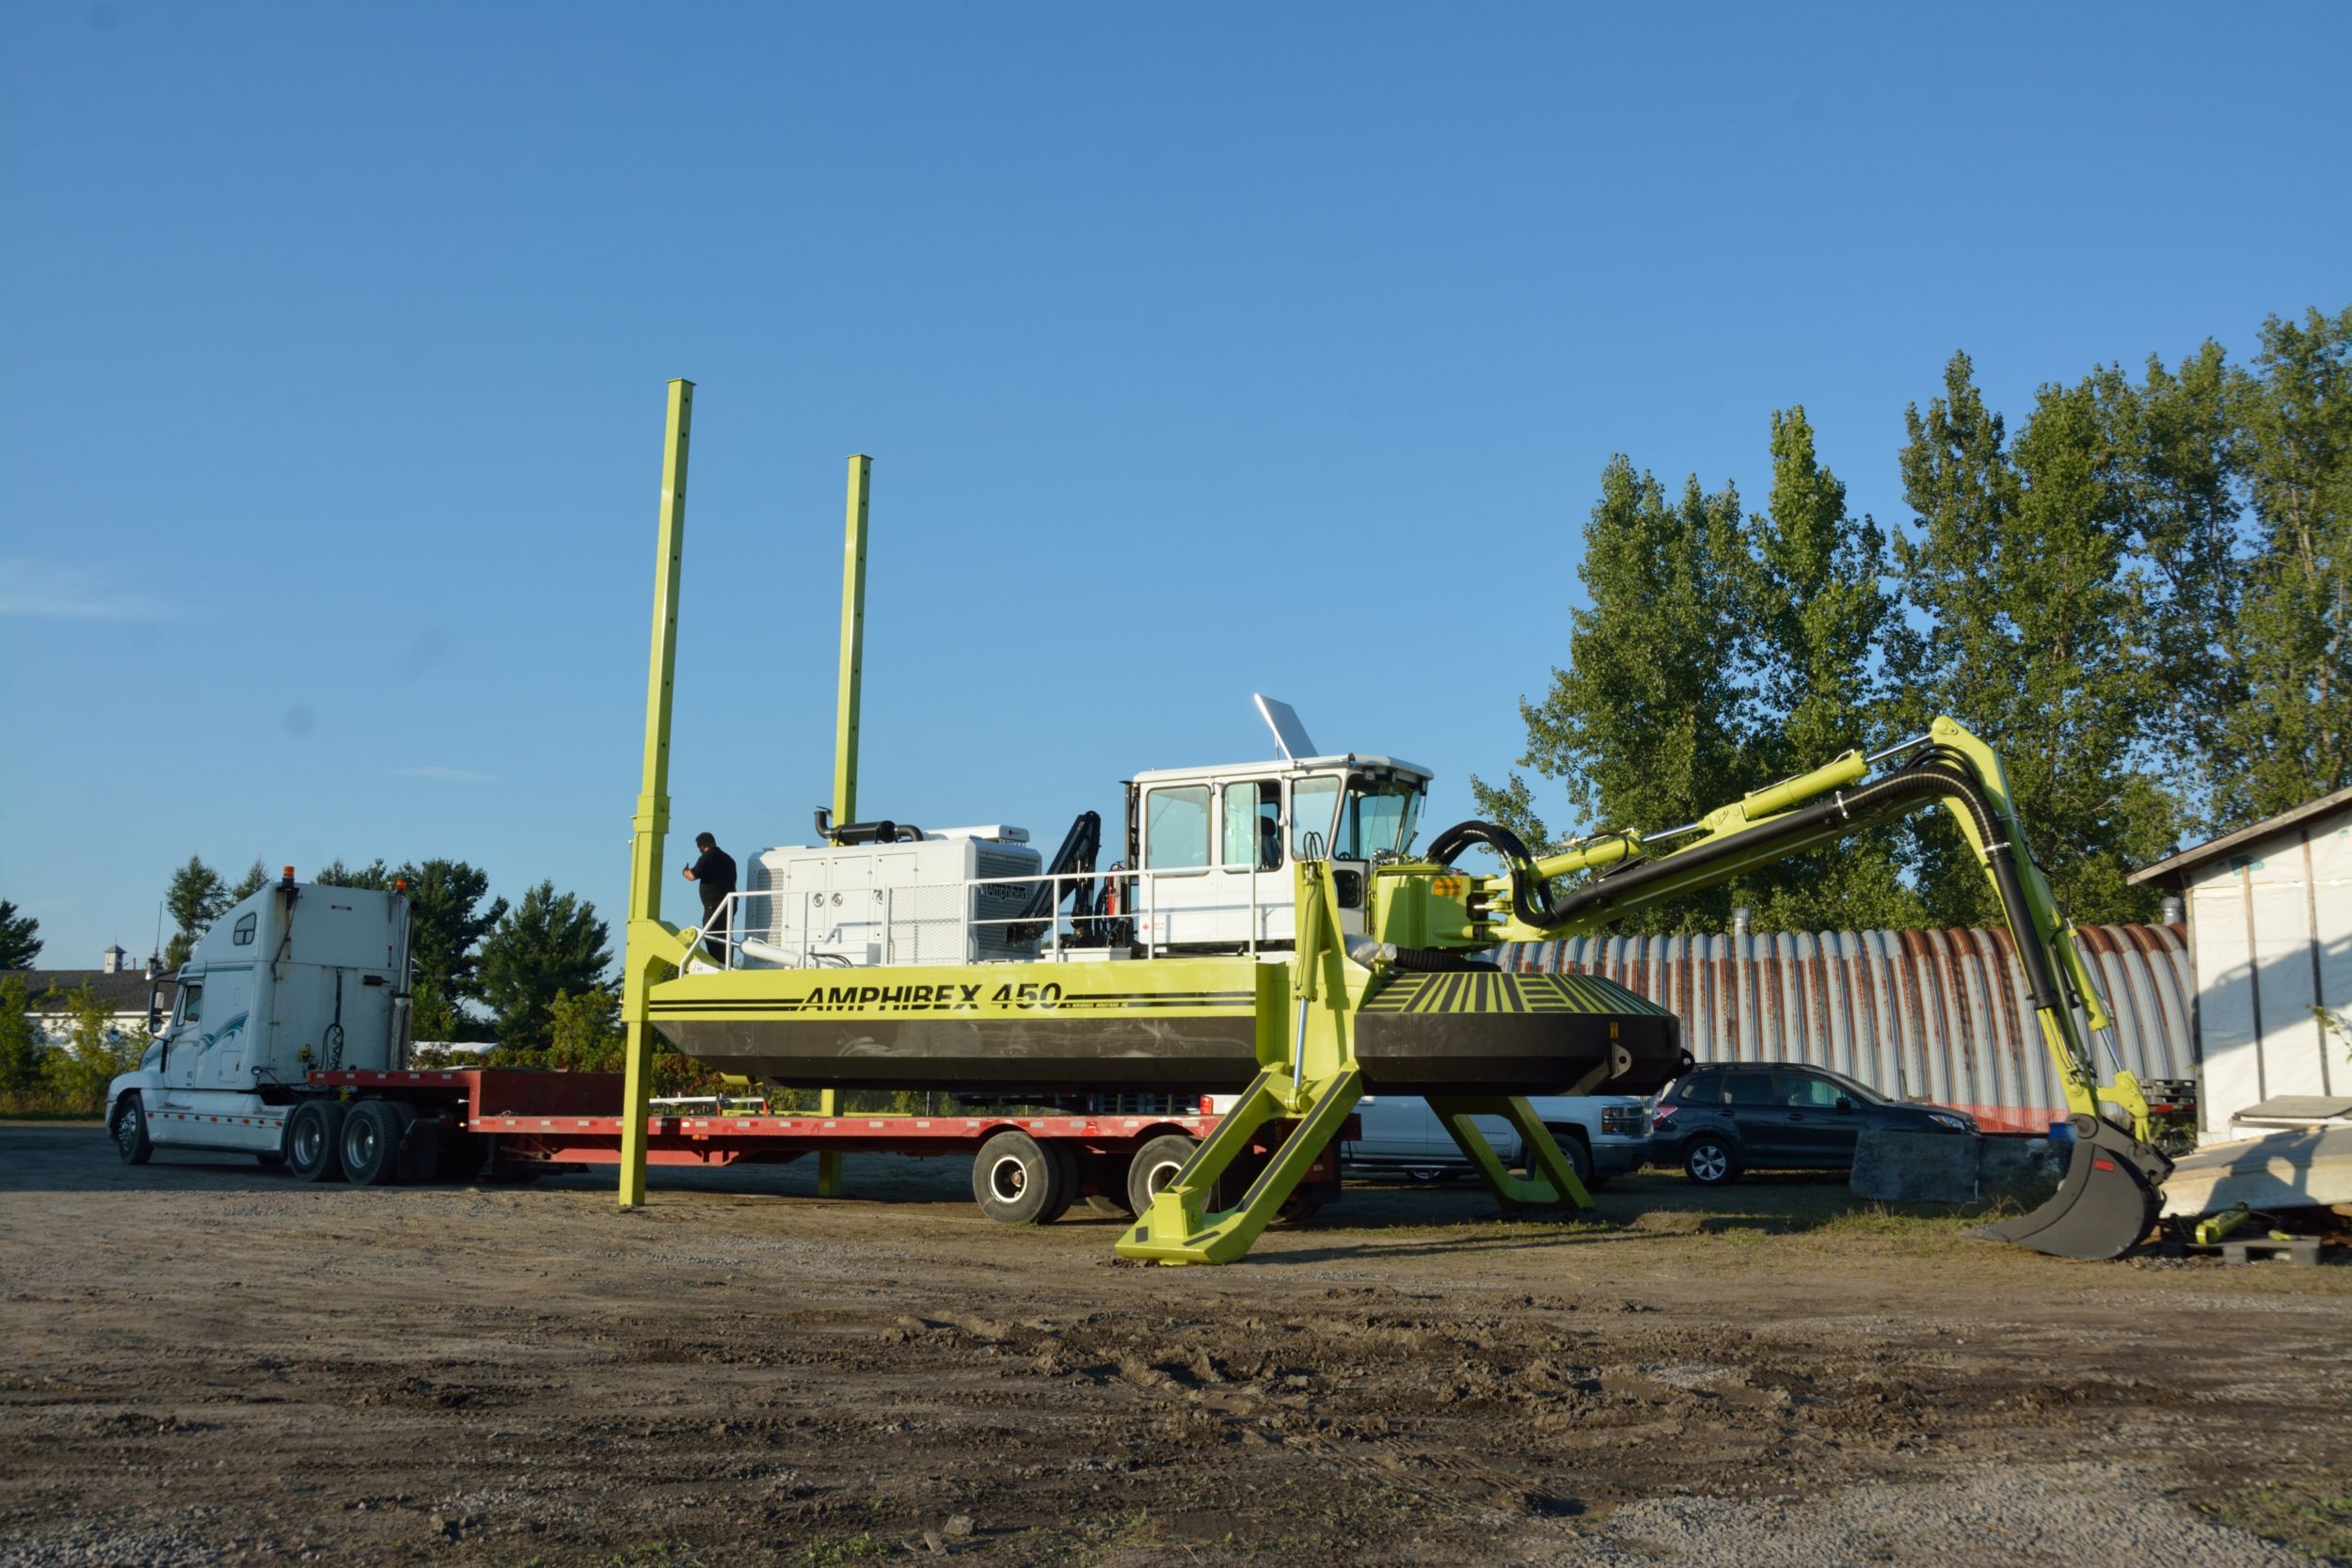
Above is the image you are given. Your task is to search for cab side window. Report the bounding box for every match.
[1222,782,1280,872]
[1144,786,1211,873]
[179,982,204,1025]
[1292,776,1340,860]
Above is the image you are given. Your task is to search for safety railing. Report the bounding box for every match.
[682,859,1298,972]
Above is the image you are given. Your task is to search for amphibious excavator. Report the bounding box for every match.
[614,381,2174,1264]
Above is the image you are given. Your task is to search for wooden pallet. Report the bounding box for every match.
[2194,1236,2325,1267]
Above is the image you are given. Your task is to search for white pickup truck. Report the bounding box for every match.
[1340,1093,1652,1189]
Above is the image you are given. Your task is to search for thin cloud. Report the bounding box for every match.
[0,558,170,621]
[386,765,498,784]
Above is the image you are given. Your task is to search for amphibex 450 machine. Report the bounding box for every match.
[615,381,2175,1265]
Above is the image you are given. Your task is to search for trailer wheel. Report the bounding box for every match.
[340,1100,414,1186]
[1040,1141,1079,1224]
[286,1100,346,1181]
[972,1130,1069,1226]
[112,1094,152,1165]
[1125,1133,1198,1217]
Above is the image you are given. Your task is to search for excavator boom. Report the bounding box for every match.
[1397,717,2171,1259]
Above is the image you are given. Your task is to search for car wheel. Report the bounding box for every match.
[1125,1133,1199,1218]
[113,1095,152,1165]
[1683,1134,1740,1187]
[972,1130,1070,1225]
[286,1100,346,1181]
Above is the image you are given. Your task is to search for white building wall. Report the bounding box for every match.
[2185,800,2351,1136]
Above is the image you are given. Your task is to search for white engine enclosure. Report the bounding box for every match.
[740,834,1045,967]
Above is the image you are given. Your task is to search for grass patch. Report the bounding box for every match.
[2194,1481,2352,1564]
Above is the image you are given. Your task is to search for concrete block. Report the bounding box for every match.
[1850,1128,1979,1203]
[1978,1134,2063,1206]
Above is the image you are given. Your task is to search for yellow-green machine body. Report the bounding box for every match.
[615,386,2173,1263]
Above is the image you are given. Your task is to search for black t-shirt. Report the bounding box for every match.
[691,846,738,911]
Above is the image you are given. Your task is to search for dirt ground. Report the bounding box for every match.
[4,1123,2348,1568]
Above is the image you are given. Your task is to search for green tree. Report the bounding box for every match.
[478,882,612,1052]
[315,859,393,890]
[0,974,41,1101]
[229,861,272,901]
[39,982,138,1115]
[541,986,625,1071]
[163,858,230,971]
[2225,306,2352,820]
[1892,353,2176,925]
[1470,461,1755,927]
[1736,407,1922,932]
[397,859,506,1041]
[0,900,41,969]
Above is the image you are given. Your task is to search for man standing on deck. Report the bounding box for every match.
[681,831,738,962]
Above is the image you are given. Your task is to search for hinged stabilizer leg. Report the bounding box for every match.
[1426,1095,1594,1210]
[1116,1069,1362,1265]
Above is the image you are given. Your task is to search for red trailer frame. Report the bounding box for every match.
[305,1068,1347,1220]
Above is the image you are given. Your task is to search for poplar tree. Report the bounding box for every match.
[1470,459,1753,931]
[1737,408,1921,931]
[163,858,229,970]
[2228,306,2352,818]
[1893,354,2175,925]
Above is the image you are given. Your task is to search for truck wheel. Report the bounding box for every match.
[286,1101,346,1181]
[112,1095,152,1165]
[340,1100,413,1186]
[1542,1125,1597,1192]
[972,1130,1069,1225]
[1040,1141,1079,1224]
[1125,1133,1198,1217]
[1080,1152,1136,1217]
[1683,1134,1740,1187]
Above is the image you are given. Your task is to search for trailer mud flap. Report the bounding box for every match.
[1971,1114,2171,1261]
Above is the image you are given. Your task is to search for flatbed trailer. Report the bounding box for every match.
[303,1067,1346,1226]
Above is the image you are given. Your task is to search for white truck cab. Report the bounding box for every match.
[107,874,412,1165]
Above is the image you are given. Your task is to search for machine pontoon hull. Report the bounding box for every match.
[647,959,1683,1097]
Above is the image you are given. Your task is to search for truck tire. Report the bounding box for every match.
[1125,1132,1199,1217]
[340,1100,414,1186]
[1081,1152,1136,1217]
[112,1094,152,1165]
[1542,1125,1597,1192]
[286,1101,346,1182]
[1683,1133,1740,1187]
[972,1130,1069,1225]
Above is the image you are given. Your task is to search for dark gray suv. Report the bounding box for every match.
[1650,1064,1978,1185]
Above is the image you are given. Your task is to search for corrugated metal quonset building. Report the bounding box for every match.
[2128,785,2352,1140]
[1499,920,2196,1134]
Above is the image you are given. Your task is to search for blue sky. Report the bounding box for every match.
[3,2,2345,972]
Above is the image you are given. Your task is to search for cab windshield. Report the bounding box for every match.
[1289,772,1427,861]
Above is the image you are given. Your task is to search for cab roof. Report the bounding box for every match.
[1129,754,1433,787]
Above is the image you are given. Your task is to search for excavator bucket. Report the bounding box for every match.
[1972,1114,2172,1261]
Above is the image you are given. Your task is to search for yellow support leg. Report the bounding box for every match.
[1427,1095,1593,1209]
[1116,1069,1361,1265]
[617,378,694,1210]
[817,1087,843,1196]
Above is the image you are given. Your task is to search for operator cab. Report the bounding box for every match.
[1125,697,1429,954]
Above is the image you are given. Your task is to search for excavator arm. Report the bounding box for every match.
[1377,716,2173,1259]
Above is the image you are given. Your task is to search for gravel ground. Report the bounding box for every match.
[3,1122,2347,1566]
